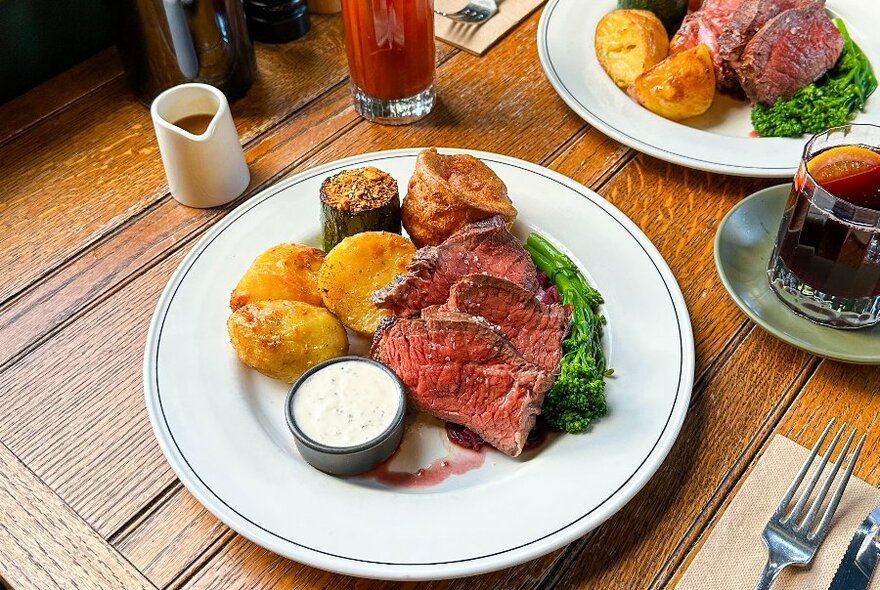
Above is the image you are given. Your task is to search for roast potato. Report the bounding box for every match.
[402,148,517,248]
[230,243,325,311]
[595,10,669,89]
[228,300,348,383]
[630,44,716,120]
[318,232,415,335]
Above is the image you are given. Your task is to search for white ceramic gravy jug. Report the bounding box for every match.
[151,83,250,208]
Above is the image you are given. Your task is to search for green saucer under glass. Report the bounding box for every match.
[714,183,880,364]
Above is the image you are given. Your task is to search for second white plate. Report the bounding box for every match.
[537,0,880,177]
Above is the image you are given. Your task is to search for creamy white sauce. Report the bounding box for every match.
[293,360,400,447]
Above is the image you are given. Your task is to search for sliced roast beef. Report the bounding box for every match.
[371,314,553,457]
[735,1,843,104]
[717,0,809,69]
[423,274,571,374]
[372,215,538,317]
[670,0,745,92]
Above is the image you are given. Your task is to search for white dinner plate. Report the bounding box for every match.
[143,149,695,580]
[537,0,880,177]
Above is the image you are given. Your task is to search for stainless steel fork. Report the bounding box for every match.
[754,419,866,590]
[435,0,498,24]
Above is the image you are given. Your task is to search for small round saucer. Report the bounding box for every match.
[714,183,880,364]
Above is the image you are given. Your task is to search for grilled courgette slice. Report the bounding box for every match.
[320,167,401,251]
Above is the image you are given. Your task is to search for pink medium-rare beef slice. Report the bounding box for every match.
[735,1,843,104]
[425,274,571,375]
[717,0,810,68]
[372,215,539,317]
[670,0,746,92]
[370,314,553,457]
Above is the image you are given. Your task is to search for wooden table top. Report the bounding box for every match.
[1,9,878,590]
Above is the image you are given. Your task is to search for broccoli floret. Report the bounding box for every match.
[752,84,861,137]
[525,233,611,434]
[541,343,608,432]
[751,19,877,138]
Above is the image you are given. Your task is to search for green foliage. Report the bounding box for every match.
[751,19,877,137]
[525,233,612,433]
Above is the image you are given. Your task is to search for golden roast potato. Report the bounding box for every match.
[318,231,415,335]
[595,9,669,89]
[402,148,517,248]
[630,44,716,121]
[227,300,348,383]
[230,243,325,311]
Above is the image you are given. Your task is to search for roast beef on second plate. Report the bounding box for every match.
[423,274,571,375]
[734,0,843,104]
[717,0,809,70]
[371,312,553,457]
[372,215,538,317]
[670,0,745,92]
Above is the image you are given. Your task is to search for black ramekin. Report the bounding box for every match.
[285,356,406,476]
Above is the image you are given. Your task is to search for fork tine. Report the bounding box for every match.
[811,432,866,541]
[797,427,856,532]
[774,419,834,518]
[785,422,846,525]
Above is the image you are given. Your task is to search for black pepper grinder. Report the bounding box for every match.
[244,0,310,43]
[114,0,257,104]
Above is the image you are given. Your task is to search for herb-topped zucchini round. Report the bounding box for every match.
[320,167,401,251]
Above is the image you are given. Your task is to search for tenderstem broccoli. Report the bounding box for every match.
[525,233,612,433]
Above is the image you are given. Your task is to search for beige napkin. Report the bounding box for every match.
[435,0,545,56]
[675,435,880,590]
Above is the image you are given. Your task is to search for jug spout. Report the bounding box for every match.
[151,83,250,208]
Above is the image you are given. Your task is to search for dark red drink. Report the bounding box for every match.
[775,145,880,298]
[341,0,436,123]
[769,125,880,328]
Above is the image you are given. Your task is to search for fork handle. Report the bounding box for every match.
[753,559,785,590]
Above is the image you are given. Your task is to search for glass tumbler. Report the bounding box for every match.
[341,0,436,125]
[768,124,880,328]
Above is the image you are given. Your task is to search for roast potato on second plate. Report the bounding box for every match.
[595,10,669,89]
[230,243,325,311]
[319,232,415,335]
[630,44,716,121]
[228,300,348,383]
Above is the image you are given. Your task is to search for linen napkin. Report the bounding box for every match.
[435,0,545,56]
[674,435,880,590]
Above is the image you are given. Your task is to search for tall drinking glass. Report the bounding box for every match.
[768,124,880,328]
[341,0,436,125]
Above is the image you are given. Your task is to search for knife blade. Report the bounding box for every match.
[828,505,880,590]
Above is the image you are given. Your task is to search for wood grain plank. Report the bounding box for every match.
[114,489,232,589]
[0,15,352,307]
[774,359,880,476]
[0,440,156,590]
[0,251,185,537]
[0,49,123,146]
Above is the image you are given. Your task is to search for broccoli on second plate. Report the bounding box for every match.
[752,19,877,138]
